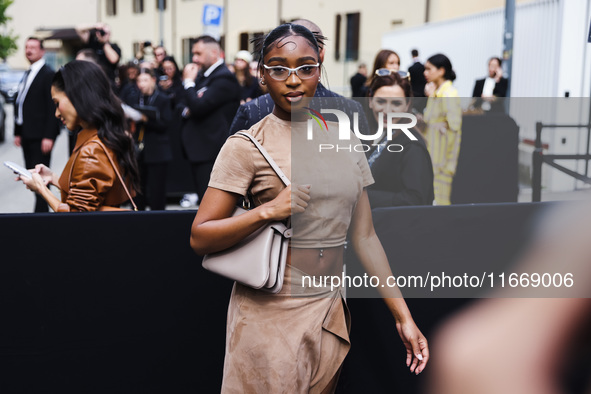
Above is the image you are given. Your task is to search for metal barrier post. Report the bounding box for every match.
[532,122,543,202]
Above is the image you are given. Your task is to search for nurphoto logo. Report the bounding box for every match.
[305,109,418,153]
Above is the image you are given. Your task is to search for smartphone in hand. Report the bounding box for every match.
[4,161,32,180]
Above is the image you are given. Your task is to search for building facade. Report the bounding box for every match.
[6,0,537,94]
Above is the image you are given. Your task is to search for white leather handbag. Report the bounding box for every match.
[202,132,292,293]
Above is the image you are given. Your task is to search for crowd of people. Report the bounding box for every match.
[13,24,262,212]
[13,20,509,212]
[350,48,510,205]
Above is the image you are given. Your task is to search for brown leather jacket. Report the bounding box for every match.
[57,129,134,212]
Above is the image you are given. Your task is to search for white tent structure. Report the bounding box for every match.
[382,0,591,192]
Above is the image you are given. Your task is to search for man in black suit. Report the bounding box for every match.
[230,19,370,136]
[350,63,367,98]
[180,35,240,202]
[14,37,61,212]
[408,49,426,98]
[471,57,508,112]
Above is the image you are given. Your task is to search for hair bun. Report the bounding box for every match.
[449,70,457,82]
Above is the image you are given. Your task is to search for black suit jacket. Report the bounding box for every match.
[14,64,61,140]
[408,61,426,97]
[350,72,367,98]
[229,83,370,136]
[123,89,173,164]
[472,77,508,98]
[180,64,240,163]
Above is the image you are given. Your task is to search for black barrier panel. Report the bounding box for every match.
[339,202,564,393]
[343,203,551,298]
[165,106,195,197]
[0,211,232,393]
[451,113,519,204]
[3,203,588,393]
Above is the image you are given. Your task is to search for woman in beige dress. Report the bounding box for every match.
[190,24,429,393]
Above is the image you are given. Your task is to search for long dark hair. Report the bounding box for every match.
[52,60,140,191]
[161,55,181,81]
[365,49,400,88]
[427,53,456,82]
[372,49,400,73]
[254,23,326,73]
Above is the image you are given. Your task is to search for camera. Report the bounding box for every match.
[159,75,169,81]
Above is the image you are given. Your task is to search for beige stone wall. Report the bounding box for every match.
[5,0,98,69]
[103,0,429,94]
[428,0,534,22]
[5,0,534,93]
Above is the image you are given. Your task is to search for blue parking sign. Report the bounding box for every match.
[203,4,223,26]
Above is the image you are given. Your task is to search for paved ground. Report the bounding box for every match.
[0,106,65,213]
[1,103,590,214]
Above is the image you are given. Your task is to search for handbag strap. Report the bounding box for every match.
[91,140,138,211]
[137,125,145,143]
[236,131,291,187]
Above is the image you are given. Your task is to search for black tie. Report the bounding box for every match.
[195,71,205,85]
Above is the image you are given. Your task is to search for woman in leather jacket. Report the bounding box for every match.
[18,60,140,212]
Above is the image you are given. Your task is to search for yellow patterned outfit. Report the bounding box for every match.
[423,80,462,205]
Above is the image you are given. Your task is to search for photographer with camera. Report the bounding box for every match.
[76,23,121,83]
[135,41,155,65]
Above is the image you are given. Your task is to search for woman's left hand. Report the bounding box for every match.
[396,320,429,375]
[19,172,48,194]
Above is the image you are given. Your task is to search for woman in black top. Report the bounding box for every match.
[157,56,185,109]
[366,72,434,207]
[233,50,262,104]
[123,67,173,210]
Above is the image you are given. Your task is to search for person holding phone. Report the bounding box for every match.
[157,56,184,108]
[17,60,139,212]
[471,56,508,112]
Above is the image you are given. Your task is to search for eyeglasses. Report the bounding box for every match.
[263,63,320,81]
[375,68,411,81]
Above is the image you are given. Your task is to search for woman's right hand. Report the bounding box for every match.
[19,172,48,194]
[262,184,311,221]
[32,164,56,186]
